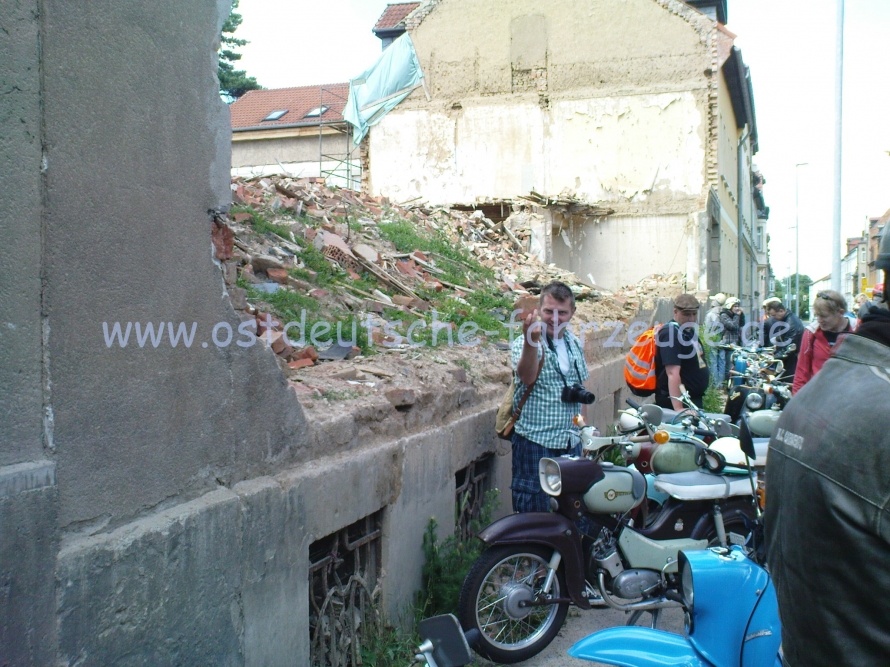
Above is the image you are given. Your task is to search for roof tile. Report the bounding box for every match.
[373,2,420,32]
[229,83,350,130]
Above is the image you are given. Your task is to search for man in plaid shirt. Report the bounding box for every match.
[510,281,591,512]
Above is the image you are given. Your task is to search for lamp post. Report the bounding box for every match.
[795,162,808,317]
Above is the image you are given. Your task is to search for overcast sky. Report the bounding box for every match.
[235,0,890,282]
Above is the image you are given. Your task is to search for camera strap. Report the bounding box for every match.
[544,334,584,387]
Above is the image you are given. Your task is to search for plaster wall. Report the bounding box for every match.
[404,0,712,99]
[231,132,348,169]
[369,0,714,211]
[371,93,706,212]
[551,213,692,290]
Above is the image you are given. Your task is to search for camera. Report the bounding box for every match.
[561,384,596,405]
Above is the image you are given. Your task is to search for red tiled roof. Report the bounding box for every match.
[373,2,420,32]
[229,83,350,130]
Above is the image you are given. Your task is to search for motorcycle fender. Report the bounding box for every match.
[478,512,590,609]
[569,627,710,667]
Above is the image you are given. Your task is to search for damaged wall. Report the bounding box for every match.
[367,0,720,287]
[370,0,712,209]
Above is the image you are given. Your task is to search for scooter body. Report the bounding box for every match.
[569,546,782,667]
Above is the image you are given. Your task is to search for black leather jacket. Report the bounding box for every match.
[765,334,890,667]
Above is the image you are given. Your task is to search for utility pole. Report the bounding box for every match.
[795,162,808,317]
[831,0,845,292]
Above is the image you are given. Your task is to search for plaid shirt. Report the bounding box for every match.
[510,330,589,449]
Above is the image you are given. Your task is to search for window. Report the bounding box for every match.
[262,109,288,121]
[304,106,329,118]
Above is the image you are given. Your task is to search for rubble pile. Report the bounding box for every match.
[215,176,677,406]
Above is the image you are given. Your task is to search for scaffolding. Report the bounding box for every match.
[318,86,362,191]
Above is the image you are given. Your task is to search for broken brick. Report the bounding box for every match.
[293,346,319,362]
[266,268,290,284]
[287,358,315,370]
[303,227,317,242]
[385,389,415,408]
[309,289,328,299]
[210,220,235,260]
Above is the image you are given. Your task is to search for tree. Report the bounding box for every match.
[775,273,812,319]
[218,0,261,101]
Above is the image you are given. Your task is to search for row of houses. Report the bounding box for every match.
[230,0,771,313]
[810,209,889,312]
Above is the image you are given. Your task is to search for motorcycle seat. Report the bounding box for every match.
[653,470,754,501]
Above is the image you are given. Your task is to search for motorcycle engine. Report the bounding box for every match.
[611,569,661,599]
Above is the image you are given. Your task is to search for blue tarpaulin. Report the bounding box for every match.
[344,34,425,146]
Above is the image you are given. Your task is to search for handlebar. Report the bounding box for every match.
[694,428,718,438]
[626,398,642,410]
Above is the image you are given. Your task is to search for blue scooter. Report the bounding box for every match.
[568,419,781,667]
[568,546,781,667]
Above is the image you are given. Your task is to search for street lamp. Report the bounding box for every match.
[795,162,808,317]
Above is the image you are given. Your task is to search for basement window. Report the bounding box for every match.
[455,454,494,542]
[305,106,329,118]
[262,109,288,121]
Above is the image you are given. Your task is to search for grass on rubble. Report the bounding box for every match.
[377,219,495,287]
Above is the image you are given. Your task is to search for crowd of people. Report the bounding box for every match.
[502,225,890,664]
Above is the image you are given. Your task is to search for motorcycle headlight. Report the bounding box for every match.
[679,551,694,611]
[745,392,764,410]
[538,458,562,496]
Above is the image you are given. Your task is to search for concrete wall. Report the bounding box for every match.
[232,132,348,169]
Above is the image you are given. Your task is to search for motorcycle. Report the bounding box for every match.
[568,545,781,667]
[568,418,779,667]
[723,345,795,440]
[457,409,760,664]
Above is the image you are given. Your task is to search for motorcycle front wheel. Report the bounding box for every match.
[458,544,569,664]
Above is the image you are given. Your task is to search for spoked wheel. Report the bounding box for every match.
[458,544,569,664]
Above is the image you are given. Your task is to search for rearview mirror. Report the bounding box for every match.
[738,417,756,461]
[640,403,664,426]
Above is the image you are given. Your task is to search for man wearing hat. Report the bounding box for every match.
[654,294,709,410]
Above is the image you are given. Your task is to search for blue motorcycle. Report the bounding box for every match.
[568,545,780,667]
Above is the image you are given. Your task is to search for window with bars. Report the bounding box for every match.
[454,454,494,542]
[308,512,383,667]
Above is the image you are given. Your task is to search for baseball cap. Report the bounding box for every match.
[674,294,700,310]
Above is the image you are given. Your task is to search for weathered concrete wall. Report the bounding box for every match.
[54,404,508,666]
[40,0,307,530]
[0,0,44,466]
[0,462,58,665]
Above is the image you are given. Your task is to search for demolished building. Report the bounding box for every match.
[362,0,771,313]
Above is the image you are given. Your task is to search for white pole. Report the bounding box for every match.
[831,0,845,292]
[795,163,808,317]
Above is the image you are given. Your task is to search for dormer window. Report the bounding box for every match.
[262,110,288,121]
[304,106,329,118]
